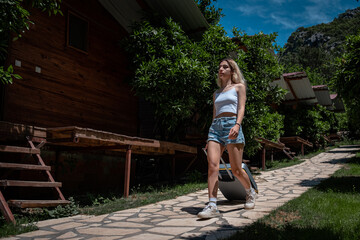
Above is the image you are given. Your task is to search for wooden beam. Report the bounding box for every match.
[172,156,176,181]
[0,190,15,224]
[0,145,40,154]
[0,180,62,187]
[46,126,197,154]
[284,78,298,101]
[124,145,132,198]
[0,162,51,171]
[0,121,46,141]
[261,147,266,170]
[8,200,70,208]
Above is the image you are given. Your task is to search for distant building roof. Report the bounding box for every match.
[270,72,317,105]
[330,94,345,112]
[312,85,333,107]
[98,0,209,36]
[271,72,345,112]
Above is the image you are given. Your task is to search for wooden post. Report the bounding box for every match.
[171,156,176,181]
[301,143,304,156]
[0,190,15,224]
[124,145,132,198]
[262,147,266,170]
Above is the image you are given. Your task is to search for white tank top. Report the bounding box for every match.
[214,87,238,116]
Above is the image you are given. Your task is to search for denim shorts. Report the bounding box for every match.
[207,117,245,146]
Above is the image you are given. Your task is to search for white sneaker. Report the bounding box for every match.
[244,188,256,209]
[197,204,220,219]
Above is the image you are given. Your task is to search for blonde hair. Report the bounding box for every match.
[216,58,246,87]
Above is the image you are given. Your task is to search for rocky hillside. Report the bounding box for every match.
[280,7,360,80]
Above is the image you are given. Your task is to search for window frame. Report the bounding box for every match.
[66,11,89,54]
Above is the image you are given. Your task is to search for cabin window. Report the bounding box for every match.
[67,12,88,52]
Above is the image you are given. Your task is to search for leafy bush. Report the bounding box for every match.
[332,32,360,134]
[43,197,79,218]
[280,104,335,147]
[125,18,285,156]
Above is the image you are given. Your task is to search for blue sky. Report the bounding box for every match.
[212,0,359,47]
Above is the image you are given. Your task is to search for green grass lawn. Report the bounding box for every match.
[227,152,360,240]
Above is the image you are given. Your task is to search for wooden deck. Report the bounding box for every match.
[46,126,197,155]
[255,137,295,170]
[0,121,197,198]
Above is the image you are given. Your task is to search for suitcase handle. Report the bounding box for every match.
[202,148,234,180]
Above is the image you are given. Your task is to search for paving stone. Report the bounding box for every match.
[16,230,57,238]
[157,218,218,227]
[51,222,85,231]
[222,217,254,227]
[199,226,222,232]
[36,218,73,228]
[147,226,196,235]
[56,231,78,239]
[108,216,127,221]
[105,221,152,228]
[122,233,173,240]
[176,196,194,201]
[87,237,120,240]
[126,217,150,222]
[76,227,140,236]
[175,200,202,207]
[139,208,161,213]
[78,214,108,223]
[242,211,270,220]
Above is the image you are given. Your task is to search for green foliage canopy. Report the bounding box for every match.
[231,29,286,154]
[332,32,360,132]
[0,0,62,84]
[195,0,224,25]
[125,17,285,156]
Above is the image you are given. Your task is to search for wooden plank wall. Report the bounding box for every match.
[3,0,138,136]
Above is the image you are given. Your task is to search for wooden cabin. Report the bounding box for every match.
[0,0,208,196]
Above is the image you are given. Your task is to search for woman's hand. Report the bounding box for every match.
[229,125,240,139]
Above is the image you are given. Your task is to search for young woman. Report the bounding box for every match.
[197,58,256,219]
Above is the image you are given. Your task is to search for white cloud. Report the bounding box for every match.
[235,4,267,17]
[269,13,299,29]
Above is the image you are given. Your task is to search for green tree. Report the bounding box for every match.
[195,0,224,25]
[283,104,335,147]
[125,19,234,140]
[232,29,286,154]
[125,12,285,156]
[0,0,62,84]
[332,32,360,133]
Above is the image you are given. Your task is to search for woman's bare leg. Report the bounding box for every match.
[207,141,225,198]
[227,143,255,209]
[227,143,251,189]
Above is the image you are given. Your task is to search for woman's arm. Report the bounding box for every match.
[236,83,246,125]
[212,92,216,120]
[229,83,246,139]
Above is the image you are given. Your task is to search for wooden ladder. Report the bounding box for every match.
[0,137,69,224]
[283,147,296,159]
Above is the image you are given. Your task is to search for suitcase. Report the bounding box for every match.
[203,148,258,201]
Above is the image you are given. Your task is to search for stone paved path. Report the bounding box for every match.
[3,145,360,240]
